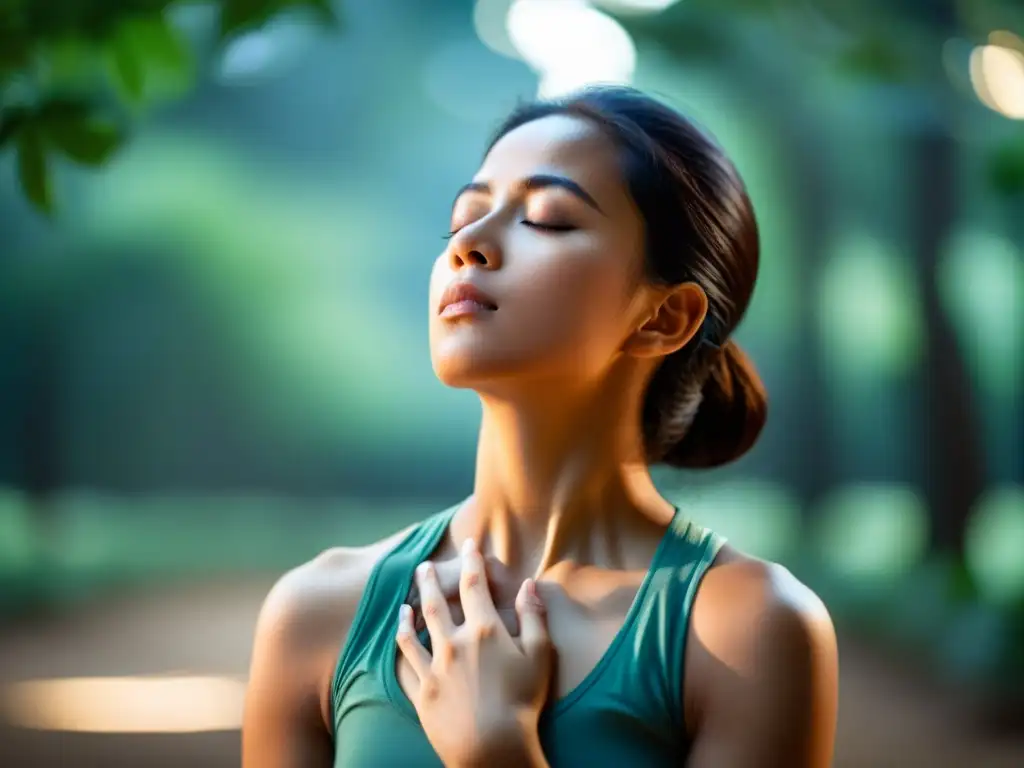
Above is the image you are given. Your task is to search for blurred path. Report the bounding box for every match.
[1,578,1022,768]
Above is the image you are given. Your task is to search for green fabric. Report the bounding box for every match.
[331,503,724,766]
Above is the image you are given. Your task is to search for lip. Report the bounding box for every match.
[438,281,498,319]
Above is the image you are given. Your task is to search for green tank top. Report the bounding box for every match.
[331,503,724,767]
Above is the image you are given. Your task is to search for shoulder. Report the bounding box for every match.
[256,526,414,643]
[683,545,839,761]
[246,524,417,731]
[693,545,835,665]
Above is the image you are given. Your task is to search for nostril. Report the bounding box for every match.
[467,250,488,266]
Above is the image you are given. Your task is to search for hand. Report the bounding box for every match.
[397,539,553,768]
[405,552,522,636]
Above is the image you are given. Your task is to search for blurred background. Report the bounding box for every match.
[1,0,1022,765]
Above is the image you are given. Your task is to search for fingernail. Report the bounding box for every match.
[461,537,477,556]
[399,604,412,628]
[417,561,432,578]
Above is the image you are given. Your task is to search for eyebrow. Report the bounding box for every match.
[452,173,605,215]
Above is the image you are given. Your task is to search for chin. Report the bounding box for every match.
[431,355,504,390]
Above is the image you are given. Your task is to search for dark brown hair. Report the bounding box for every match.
[489,85,767,468]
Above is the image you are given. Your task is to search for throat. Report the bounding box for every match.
[463,391,671,575]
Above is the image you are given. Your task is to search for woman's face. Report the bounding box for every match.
[429,115,653,393]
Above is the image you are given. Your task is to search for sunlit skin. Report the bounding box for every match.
[242,115,839,767]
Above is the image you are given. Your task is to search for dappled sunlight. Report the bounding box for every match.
[817,233,925,381]
[970,33,1024,120]
[967,486,1024,605]
[814,485,929,583]
[939,228,1024,399]
[505,0,636,97]
[669,481,802,563]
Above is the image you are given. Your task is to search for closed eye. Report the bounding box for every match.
[522,220,575,233]
[442,220,576,240]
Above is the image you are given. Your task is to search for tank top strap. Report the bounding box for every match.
[331,504,459,724]
[617,510,726,737]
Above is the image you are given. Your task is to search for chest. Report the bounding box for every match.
[398,568,648,703]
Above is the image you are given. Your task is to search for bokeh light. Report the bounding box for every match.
[966,486,1024,605]
[815,485,929,582]
[970,34,1024,120]
[505,0,636,97]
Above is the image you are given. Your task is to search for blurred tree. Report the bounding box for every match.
[0,0,339,214]
[621,0,1024,563]
[0,0,341,572]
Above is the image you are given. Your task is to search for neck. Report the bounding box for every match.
[457,378,674,577]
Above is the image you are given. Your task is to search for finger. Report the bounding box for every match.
[459,538,502,629]
[410,555,482,628]
[396,604,432,679]
[412,554,508,610]
[415,561,456,640]
[515,578,551,662]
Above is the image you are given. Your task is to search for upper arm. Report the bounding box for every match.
[684,560,839,768]
[241,552,359,768]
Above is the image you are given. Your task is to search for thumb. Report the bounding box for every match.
[515,578,551,662]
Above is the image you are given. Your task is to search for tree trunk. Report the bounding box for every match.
[909,127,985,558]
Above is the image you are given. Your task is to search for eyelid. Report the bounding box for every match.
[522,220,575,232]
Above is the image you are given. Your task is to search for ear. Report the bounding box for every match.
[623,282,708,360]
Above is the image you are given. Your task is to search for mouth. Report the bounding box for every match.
[438,282,498,319]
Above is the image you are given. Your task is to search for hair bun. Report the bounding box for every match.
[661,341,767,469]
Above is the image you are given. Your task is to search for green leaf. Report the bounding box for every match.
[219,0,340,40]
[16,127,54,214]
[220,0,278,40]
[44,114,124,167]
[0,106,30,147]
[105,13,196,103]
[39,35,106,93]
[128,14,193,76]
[107,22,145,102]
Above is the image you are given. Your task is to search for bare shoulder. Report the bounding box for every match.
[255,526,413,648]
[246,524,417,732]
[694,545,835,657]
[683,544,839,766]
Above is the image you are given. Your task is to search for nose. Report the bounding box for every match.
[447,226,502,272]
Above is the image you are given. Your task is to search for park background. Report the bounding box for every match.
[1,0,1022,765]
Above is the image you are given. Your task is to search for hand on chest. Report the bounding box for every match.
[403,555,646,702]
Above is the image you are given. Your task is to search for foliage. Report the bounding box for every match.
[626,0,1024,82]
[0,0,339,214]
[619,0,1024,203]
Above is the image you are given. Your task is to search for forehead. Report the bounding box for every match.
[477,115,628,203]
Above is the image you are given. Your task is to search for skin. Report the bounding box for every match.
[242,115,839,767]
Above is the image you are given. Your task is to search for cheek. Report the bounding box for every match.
[505,249,634,367]
[531,250,630,324]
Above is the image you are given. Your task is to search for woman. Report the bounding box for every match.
[242,86,839,767]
